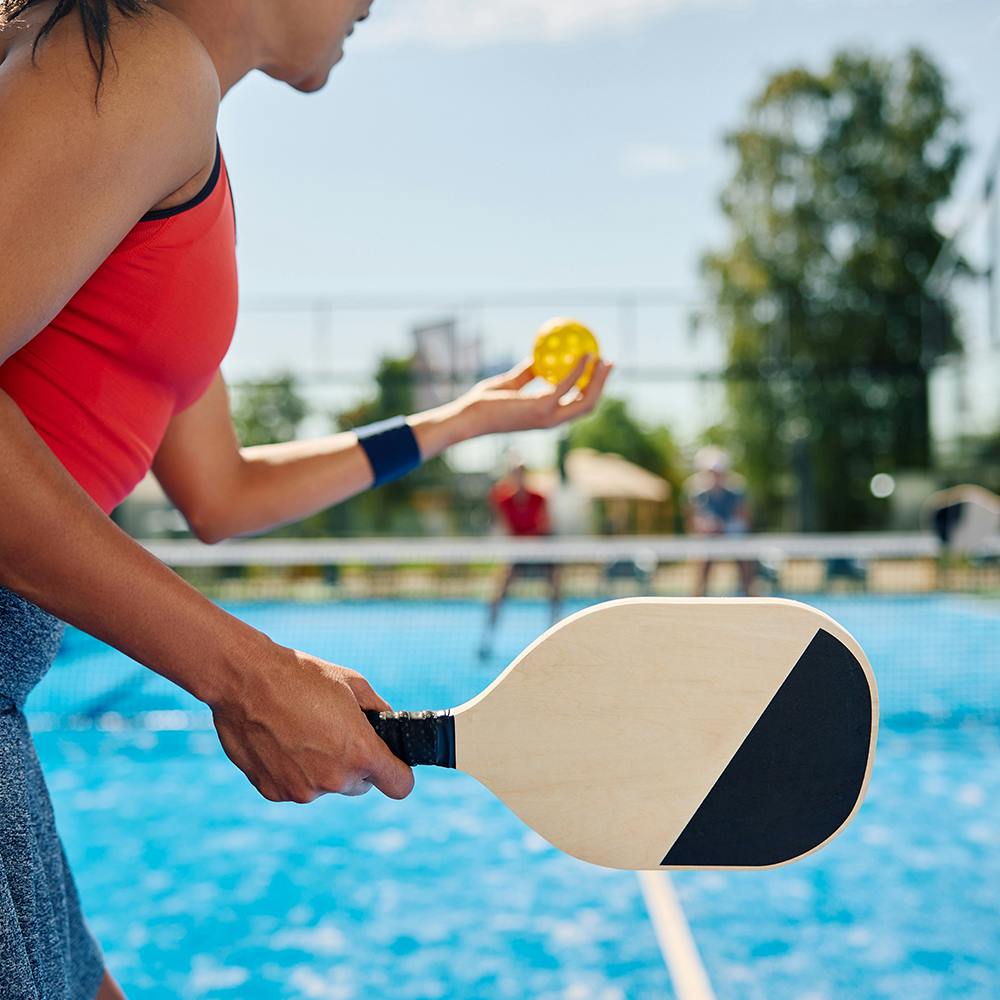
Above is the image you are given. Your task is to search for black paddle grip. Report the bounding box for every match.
[364,710,456,769]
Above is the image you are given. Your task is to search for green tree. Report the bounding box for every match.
[704,49,967,530]
[336,358,415,429]
[566,398,678,475]
[332,356,457,535]
[231,374,307,447]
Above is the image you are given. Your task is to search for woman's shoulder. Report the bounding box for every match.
[1,5,218,138]
[0,5,219,200]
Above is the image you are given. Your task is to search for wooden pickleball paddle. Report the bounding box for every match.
[366,598,877,871]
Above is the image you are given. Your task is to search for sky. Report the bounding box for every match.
[216,0,1000,462]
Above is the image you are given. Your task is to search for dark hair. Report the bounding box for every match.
[1,0,147,91]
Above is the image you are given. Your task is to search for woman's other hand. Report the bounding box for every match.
[458,355,612,438]
[211,645,414,803]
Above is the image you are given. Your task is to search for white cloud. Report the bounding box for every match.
[370,0,733,47]
[620,142,710,176]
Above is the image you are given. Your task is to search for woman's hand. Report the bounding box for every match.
[458,355,612,438]
[211,643,414,803]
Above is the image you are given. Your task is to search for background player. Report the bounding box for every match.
[686,446,758,597]
[479,461,560,659]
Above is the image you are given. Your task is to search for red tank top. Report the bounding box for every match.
[0,142,237,514]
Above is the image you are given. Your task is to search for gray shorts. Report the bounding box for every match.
[1,587,104,1000]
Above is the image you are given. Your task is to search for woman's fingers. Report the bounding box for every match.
[338,775,375,798]
[343,672,392,713]
[359,724,416,800]
[342,675,415,798]
[329,673,414,798]
[555,360,612,422]
[552,354,591,399]
[490,357,535,391]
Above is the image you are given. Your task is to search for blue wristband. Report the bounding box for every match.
[356,416,422,487]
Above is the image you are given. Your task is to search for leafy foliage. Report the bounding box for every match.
[704,49,967,530]
[336,358,416,430]
[331,357,457,535]
[231,375,307,448]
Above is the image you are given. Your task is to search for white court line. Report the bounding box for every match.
[637,871,716,1000]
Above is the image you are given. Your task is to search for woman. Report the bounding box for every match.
[0,2,612,997]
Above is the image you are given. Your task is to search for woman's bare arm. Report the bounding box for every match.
[0,393,412,800]
[154,360,611,542]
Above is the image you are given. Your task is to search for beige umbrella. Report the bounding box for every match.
[524,450,671,536]
[562,448,670,501]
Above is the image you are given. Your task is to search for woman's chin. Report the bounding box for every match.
[292,75,326,93]
[292,67,333,93]
[287,50,342,93]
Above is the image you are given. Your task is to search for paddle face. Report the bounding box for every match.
[451,598,877,870]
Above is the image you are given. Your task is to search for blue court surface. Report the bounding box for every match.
[28,596,1000,999]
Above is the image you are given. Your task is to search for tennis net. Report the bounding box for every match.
[25,533,1000,729]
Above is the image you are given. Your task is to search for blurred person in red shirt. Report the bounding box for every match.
[479,462,560,660]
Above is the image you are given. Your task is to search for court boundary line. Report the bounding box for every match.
[637,871,717,1000]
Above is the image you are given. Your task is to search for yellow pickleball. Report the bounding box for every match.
[532,318,601,389]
